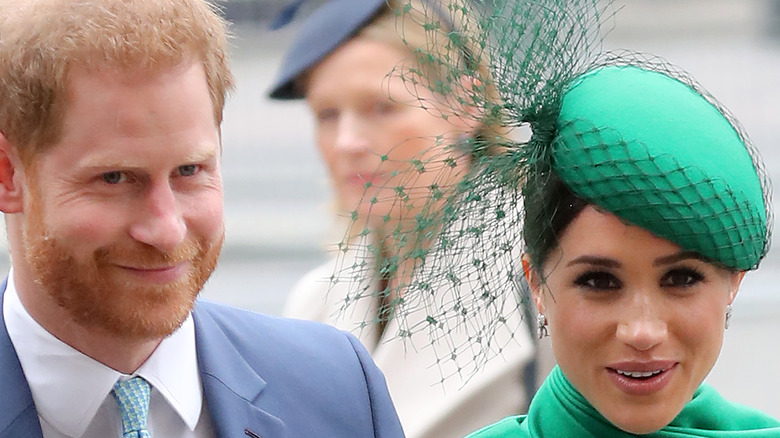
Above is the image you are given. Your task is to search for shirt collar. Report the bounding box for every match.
[3,268,204,437]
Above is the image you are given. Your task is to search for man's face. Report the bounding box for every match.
[19,61,224,341]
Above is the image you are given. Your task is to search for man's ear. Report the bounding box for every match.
[0,132,25,213]
[522,253,545,315]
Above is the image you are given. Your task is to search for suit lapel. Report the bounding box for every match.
[0,279,43,438]
[193,304,286,438]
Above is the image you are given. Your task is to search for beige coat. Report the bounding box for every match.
[284,245,546,438]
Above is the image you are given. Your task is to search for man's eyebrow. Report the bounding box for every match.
[80,144,219,169]
[181,147,219,163]
[566,255,621,268]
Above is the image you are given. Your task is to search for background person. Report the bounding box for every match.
[268,1,550,437]
[0,1,403,437]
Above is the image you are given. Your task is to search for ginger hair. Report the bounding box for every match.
[0,0,234,164]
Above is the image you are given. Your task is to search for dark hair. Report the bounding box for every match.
[522,171,588,270]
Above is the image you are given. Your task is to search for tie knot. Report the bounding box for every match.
[111,377,152,438]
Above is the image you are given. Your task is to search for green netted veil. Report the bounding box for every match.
[326,0,772,378]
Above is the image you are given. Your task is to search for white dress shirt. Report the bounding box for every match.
[3,269,215,438]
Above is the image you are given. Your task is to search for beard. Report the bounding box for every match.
[22,194,223,342]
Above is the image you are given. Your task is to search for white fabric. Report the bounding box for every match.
[284,244,544,438]
[3,269,214,438]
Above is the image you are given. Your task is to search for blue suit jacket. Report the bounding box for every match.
[0,281,404,437]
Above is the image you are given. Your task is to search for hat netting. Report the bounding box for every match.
[325,0,772,380]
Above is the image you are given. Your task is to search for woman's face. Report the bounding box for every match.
[526,206,743,434]
[305,36,474,231]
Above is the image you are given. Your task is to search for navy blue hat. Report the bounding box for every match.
[267,0,388,100]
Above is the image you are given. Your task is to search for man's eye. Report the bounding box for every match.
[102,171,126,184]
[178,164,199,176]
[574,271,622,290]
[661,268,704,288]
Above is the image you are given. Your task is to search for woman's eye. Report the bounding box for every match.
[101,171,126,184]
[178,164,200,177]
[316,108,338,122]
[661,268,704,288]
[373,101,396,115]
[574,271,622,290]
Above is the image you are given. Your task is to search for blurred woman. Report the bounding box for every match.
[268,1,548,437]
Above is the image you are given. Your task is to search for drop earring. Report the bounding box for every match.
[537,313,549,339]
[725,304,733,329]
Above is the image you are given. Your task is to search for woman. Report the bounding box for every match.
[466,63,780,436]
[267,1,549,438]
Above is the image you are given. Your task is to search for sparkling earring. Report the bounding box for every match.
[725,304,733,329]
[537,313,549,339]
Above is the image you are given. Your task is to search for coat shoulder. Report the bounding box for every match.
[193,300,376,381]
[282,258,337,319]
[192,300,404,437]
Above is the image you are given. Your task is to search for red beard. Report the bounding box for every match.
[23,196,222,341]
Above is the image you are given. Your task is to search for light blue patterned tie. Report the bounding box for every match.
[111,377,152,438]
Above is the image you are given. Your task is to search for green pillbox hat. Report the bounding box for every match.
[554,65,768,270]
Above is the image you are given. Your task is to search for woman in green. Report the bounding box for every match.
[465,62,780,437]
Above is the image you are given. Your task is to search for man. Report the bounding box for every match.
[0,1,404,437]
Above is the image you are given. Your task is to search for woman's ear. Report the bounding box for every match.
[522,253,545,315]
[728,271,746,305]
[0,132,25,213]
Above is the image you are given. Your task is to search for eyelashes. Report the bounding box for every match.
[572,267,706,291]
[574,271,622,290]
[660,267,705,288]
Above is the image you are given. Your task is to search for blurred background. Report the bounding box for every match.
[3,0,779,419]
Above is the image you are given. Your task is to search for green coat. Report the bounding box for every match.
[467,366,780,437]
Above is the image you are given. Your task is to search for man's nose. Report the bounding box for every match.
[128,182,186,253]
